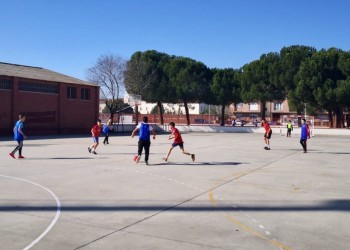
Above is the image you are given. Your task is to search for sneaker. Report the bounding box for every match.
[266,147,271,150]
[18,155,25,159]
[93,151,97,155]
[9,153,16,159]
[264,146,268,150]
[135,155,141,164]
[191,154,195,162]
[145,161,149,165]
[88,147,91,153]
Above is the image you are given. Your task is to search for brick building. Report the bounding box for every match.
[230,100,295,123]
[0,62,99,135]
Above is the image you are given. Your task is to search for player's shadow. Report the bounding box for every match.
[152,162,244,166]
[24,157,107,160]
[315,152,350,155]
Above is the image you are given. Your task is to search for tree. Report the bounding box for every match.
[102,100,133,114]
[296,48,348,127]
[87,53,126,121]
[124,51,157,124]
[210,68,241,126]
[166,56,211,125]
[240,52,284,119]
[141,50,172,125]
[279,45,317,114]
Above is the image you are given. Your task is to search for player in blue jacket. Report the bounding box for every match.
[300,118,310,153]
[9,114,27,159]
[131,116,156,165]
[103,118,112,145]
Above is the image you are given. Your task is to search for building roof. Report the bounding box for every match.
[0,62,96,86]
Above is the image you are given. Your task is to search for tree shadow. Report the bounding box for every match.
[1,199,348,212]
[23,157,108,160]
[151,162,245,166]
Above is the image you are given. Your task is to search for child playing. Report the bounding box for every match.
[103,118,112,145]
[88,119,101,154]
[9,114,27,159]
[300,118,310,153]
[163,122,195,162]
[262,119,272,150]
[131,116,156,165]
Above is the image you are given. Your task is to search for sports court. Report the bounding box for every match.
[1,132,349,250]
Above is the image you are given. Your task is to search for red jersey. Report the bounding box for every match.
[263,122,271,133]
[171,127,183,144]
[91,125,101,137]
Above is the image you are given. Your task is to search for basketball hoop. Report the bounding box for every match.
[124,94,142,106]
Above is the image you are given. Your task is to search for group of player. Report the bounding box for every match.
[87,116,195,165]
[8,114,310,161]
[262,118,310,153]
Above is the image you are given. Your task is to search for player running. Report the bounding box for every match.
[88,119,102,155]
[9,114,27,159]
[131,116,156,165]
[163,122,195,162]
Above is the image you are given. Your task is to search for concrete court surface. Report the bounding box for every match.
[0,132,349,250]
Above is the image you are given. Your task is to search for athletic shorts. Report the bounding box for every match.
[93,137,99,143]
[287,129,292,133]
[172,142,184,148]
[264,132,272,139]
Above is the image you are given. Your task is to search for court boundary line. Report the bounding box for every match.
[0,175,61,250]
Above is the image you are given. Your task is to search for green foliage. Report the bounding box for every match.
[103,99,133,114]
[122,45,350,127]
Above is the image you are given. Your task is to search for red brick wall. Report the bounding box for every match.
[59,83,99,134]
[0,89,12,134]
[0,76,99,136]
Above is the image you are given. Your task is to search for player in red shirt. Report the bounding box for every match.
[88,119,102,154]
[163,122,195,162]
[262,119,272,150]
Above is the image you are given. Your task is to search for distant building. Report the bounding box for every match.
[229,100,295,122]
[0,62,99,135]
[137,101,209,115]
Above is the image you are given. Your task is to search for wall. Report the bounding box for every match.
[0,88,12,134]
[59,83,99,134]
[0,76,99,136]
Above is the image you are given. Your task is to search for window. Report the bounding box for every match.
[81,88,91,100]
[67,87,77,99]
[249,103,259,111]
[274,102,283,111]
[19,81,58,94]
[0,79,12,90]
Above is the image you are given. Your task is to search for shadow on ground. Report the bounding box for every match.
[0,200,349,212]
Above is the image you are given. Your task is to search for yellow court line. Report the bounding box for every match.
[208,191,293,250]
[213,170,252,186]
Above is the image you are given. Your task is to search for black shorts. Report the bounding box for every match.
[264,132,272,139]
[172,142,184,148]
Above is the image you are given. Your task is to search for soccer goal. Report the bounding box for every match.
[279,116,315,137]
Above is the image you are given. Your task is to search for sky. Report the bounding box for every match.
[1,0,350,80]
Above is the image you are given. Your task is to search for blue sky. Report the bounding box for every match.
[1,0,350,80]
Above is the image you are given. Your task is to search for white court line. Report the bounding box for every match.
[0,175,61,250]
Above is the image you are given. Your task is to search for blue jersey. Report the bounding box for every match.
[301,124,309,140]
[14,121,24,141]
[102,124,110,134]
[139,123,151,141]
